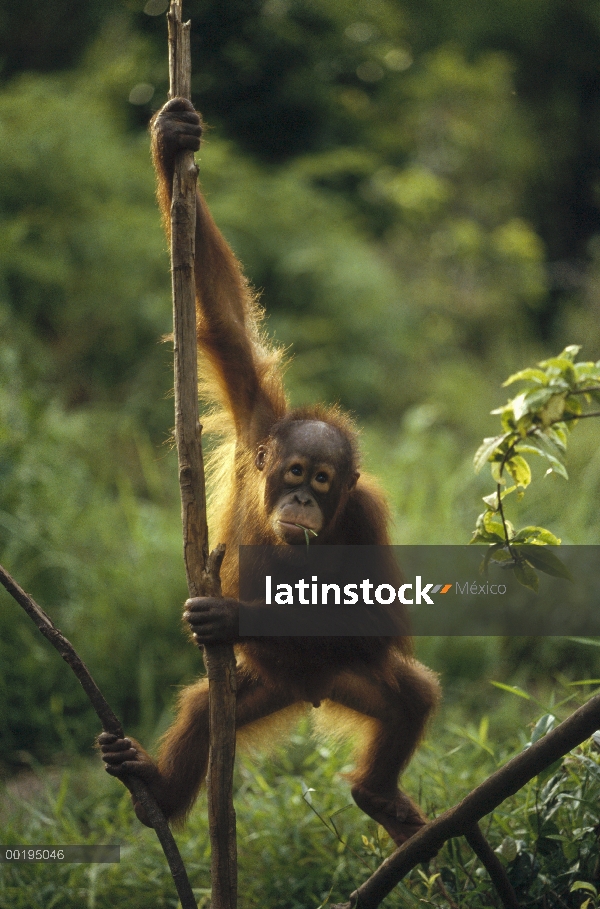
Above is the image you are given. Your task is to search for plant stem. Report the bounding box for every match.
[569,386,600,395]
[494,437,519,558]
[495,480,517,559]
[562,410,600,420]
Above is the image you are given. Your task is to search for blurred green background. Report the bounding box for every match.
[1,0,600,773]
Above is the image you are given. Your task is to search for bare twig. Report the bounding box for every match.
[167,3,237,908]
[331,692,600,909]
[0,564,198,909]
[465,823,519,909]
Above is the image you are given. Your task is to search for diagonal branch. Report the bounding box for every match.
[331,692,600,909]
[0,563,198,909]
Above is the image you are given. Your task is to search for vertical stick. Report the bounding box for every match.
[167,3,237,908]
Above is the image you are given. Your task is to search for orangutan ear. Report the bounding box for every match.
[348,471,360,491]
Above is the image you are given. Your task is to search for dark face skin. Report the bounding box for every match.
[256,420,359,544]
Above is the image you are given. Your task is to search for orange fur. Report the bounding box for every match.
[114,100,442,842]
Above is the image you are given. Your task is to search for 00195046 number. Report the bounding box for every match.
[1,848,65,861]
[0,846,119,863]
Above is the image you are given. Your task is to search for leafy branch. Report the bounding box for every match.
[471,345,600,590]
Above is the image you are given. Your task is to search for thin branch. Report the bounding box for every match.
[0,564,198,909]
[167,3,237,907]
[562,410,600,421]
[331,692,600,909]
[488,403,600,553]
[490,436,520,559]
[464,824,519,909]
[495,477,517,560]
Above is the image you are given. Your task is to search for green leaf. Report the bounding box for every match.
[574,360,598,379]
[530,431,569,478]
[490,681,532,700]
[473,433,511,473]
[480,546,515,575]
[538,355,577,385]
[523,387,557,414]
[514,559,539,592]
[482,491,500,510]
[482,486,517,510]
[558,344,581,361]
[494,836,518,862]
[503,368,548,387]
[514,442,546,456]
[539,393,566,426]
[516,545,574,581]
[512,526,561,545]
[570,882,598,896]
[530,713,555,744]
[483,510,511,539]
[471,515,506,544]
[564,395,582,416]
[500,408,517,433]
[545,462,569,480]
[471,529,500,544]
[546,425,568,450]
[471,525,506,543]
[481,543,505,574]
[547,377,571,393]
[511,392,530,422]
[491,460,507,484]
[505,455,531,488]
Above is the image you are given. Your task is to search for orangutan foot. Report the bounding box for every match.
[351,785,432,848]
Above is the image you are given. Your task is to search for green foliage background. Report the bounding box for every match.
[1,3,600,903]
[2,0,600,763]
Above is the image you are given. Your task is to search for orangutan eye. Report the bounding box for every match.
[315,472,329,484]
[290,464,303,476]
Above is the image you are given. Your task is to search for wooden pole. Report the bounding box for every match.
[166,3,237,908]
